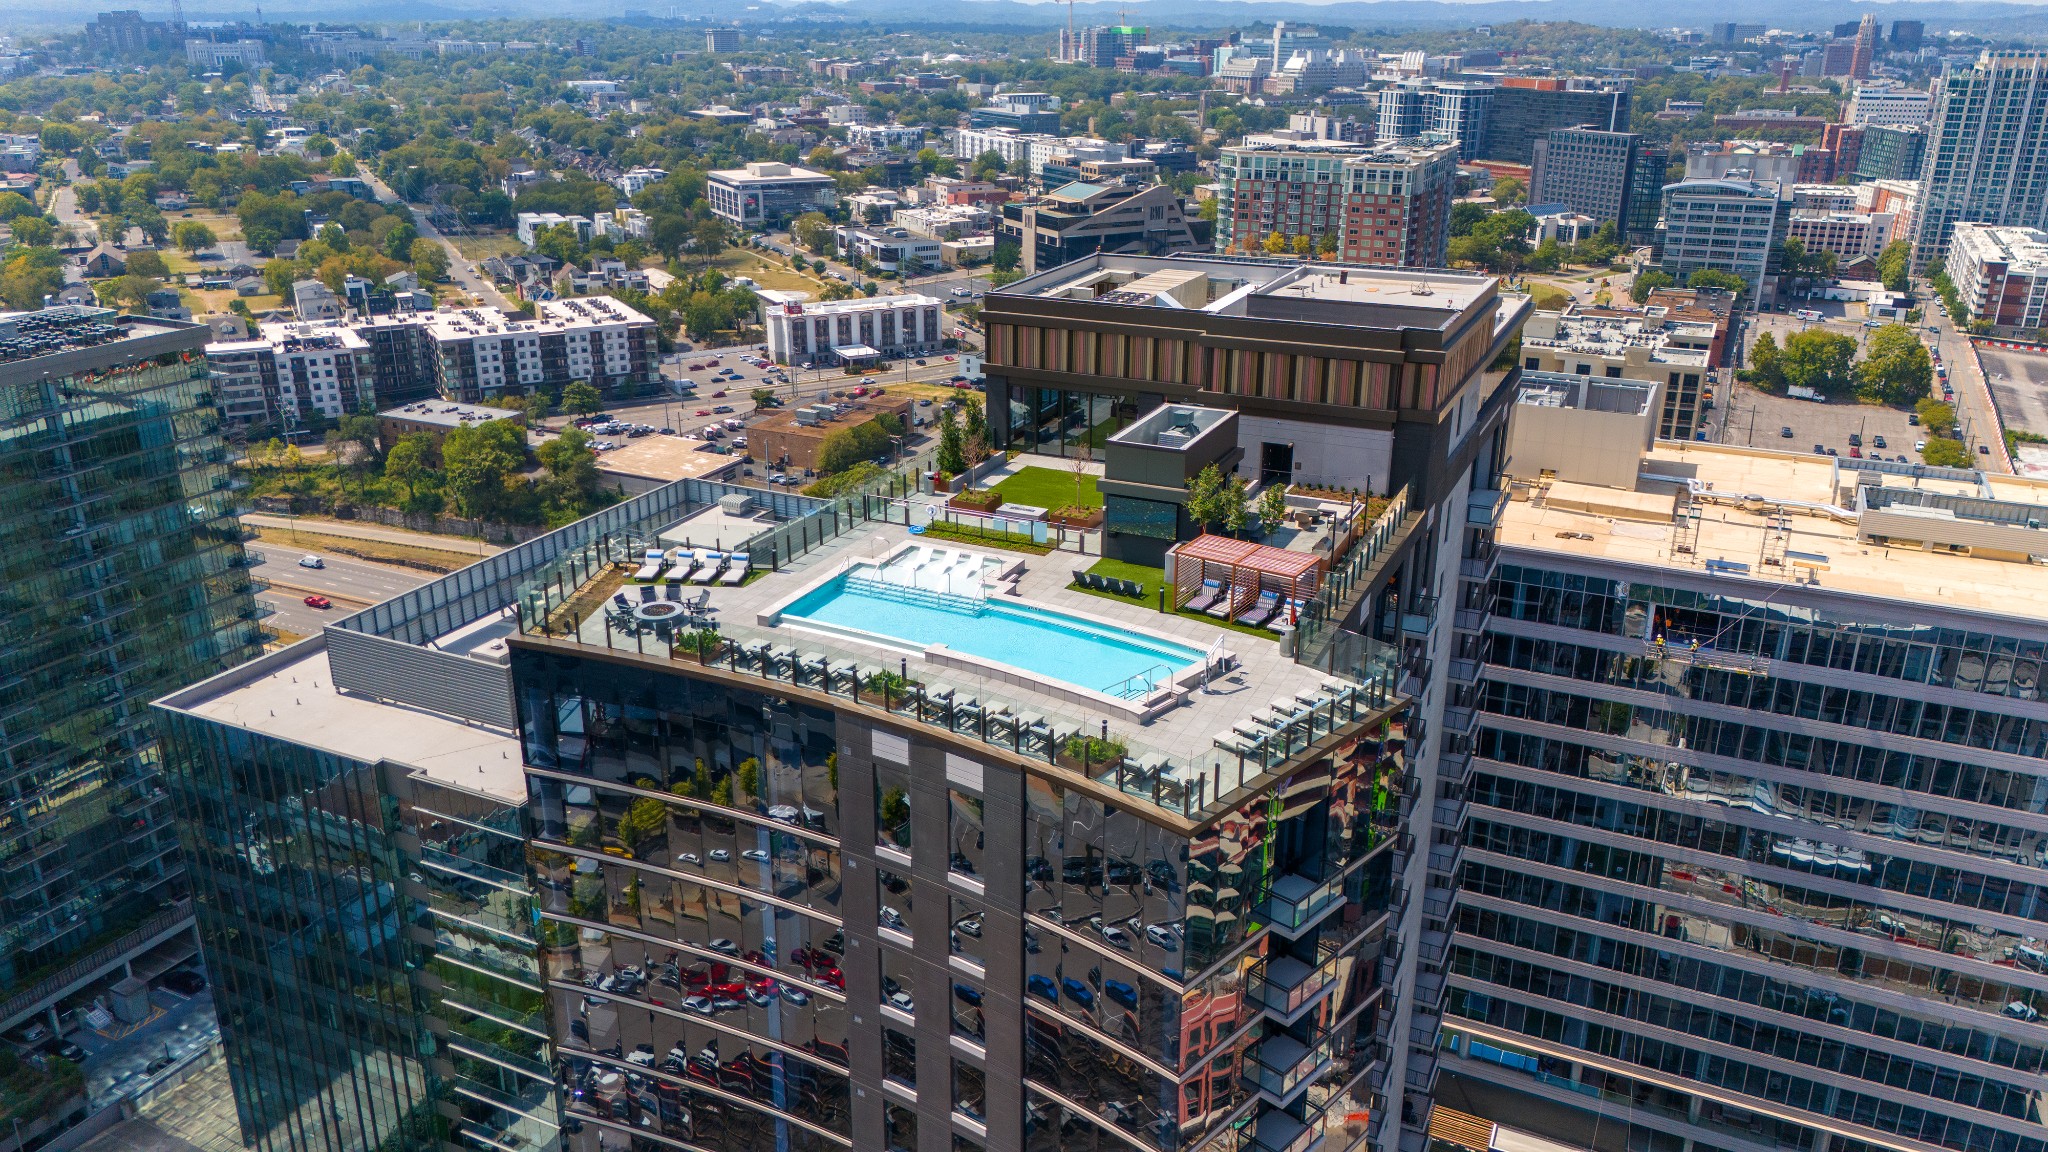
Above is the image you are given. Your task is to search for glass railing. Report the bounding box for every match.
[1245,1099,1328,1152]
[1246,1033,1335,1102]
[1294,486,1412,663]
[1261,872,1346,937]
[1248,953,1339,1019]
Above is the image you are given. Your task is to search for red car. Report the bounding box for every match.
[944,355,957,362]
[303,595,332,609]
[695,409,711,416]
[711,390,728,398]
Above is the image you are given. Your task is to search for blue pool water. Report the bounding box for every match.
[780,575,1205,695]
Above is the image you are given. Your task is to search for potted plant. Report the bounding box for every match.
[1058,733,1128,773]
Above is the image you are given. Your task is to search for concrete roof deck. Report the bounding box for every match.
[528,505,1370,819]
[177,645,526,803]
[1498,442,2048,620]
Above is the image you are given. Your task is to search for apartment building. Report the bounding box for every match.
[1516,307,1717,440]
[846,123,927,153]
[1911,52,2048,264]
[0,306,260,1094]
[1943,222,2048,335]
[1439,402,2048,1152]
[1855,124,1928,182]
[1658,179,1792,309]
[759,291,945,366]
[1217,137,1456,267]
[422,298,657,400]
[158,246,1531,1152]
[833,226,943,274]
[206,320,378,433]
[1376,78,1495,161]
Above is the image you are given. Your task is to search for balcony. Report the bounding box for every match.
[1245,1101,1326,1152]
[1248,953,1340,1023]
[1244,1033,1336,1106]
[1466,487,1506,527]
[1261,871,1345,939]
[1397,596,1437,639]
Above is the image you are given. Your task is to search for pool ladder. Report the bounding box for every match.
[842,574,988,615]
[1104,663,1173,700]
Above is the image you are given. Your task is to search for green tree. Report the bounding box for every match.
[9,216,55,247]
[816,419,891,474]
[1874,240,1912,293]
[172,221,217,253]
[1687,268,1749,294]
[936,406,965,475]
[1781,329,1859,397]
[1856,323,1934,404]
[0,247,66,310]
[439,419,526,520]
[1186,463,1226,531]
[125,250,168,279]
[791,211,834,254]
[1749,330,1785,391]
[1922,437,1971,467]
[382,222,419,262]
[991,241,1020,273]
[617,796,669,851]
[536,426,601,502]
[561,380,603,416]
[970,150,1006,182]
[1258,484,1289,531]
[532,222,583,265]
[384,431,434,498]
[0,192,34,222]
[1492,176,1527,206]
[1630,270,1676,303]
[409,238,449,281]
[1220,475,1250,535]
[1261,232,1288,256]
[1916,398,1956,434]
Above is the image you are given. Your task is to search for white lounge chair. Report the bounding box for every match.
[691,556,725,584]
[719,561,748,585]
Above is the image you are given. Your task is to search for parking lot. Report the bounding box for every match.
[1974,347,2048,438]
[1709,382,1922,463]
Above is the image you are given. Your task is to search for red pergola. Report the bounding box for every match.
[1169,534,1326,620]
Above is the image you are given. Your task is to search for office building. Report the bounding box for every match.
[206,320,378,434]
[1683,141,1814,185]
[1855,124,1928,181]
[705,162,838,227]
[968,93,1064,135]
[1943,222,2048,334]
[1911,52,2048,265]
[1481,78,1632,165]
[997,181,1200,274]
[759,291,944,366]
[1217,137,1456,267]
[184,38,267,68]
[845,123,926,153]
[704,27,740,52]
[1891,19,1926,50]
[1515,306,1717,440]
[0,306,261,1064]
[748,394,916,470]
[1846,83,1934,127]
[1658,178,1793,309]
[85,9,172,55]
[1787,210,1898,264]
[833,226,943,274]
[1708,22,1766,43]
[1820,123,1865,183]
[1060,24,1147,67]
[1438,415,2048,1152]
[1851,13,1880,80]
[1529,128,1657,234]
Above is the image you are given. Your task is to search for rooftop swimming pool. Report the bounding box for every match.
[778,568,1207,699]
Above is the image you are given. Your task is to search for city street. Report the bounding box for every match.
[250,544,431,634]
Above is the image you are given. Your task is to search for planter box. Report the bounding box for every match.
[1050,507,1103,529]
[949,489,1004,513]
[1057,750,1126,775]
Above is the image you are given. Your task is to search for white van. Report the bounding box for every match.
[298,555,325,569]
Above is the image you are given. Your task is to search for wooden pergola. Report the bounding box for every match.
[1169,534,1326,621]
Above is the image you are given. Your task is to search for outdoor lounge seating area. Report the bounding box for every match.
[1072,568,1147,598]
[629,546,751,587]
[1168,535,1324,635]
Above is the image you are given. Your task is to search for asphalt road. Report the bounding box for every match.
[354,164,515,311]
[1976,348,2048,439]
[54,159,94,244]
[253,546,431,606]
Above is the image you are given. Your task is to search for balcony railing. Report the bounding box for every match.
[1260,871,1345,939]
[1248,953,1339,1021]
[1244,1032,1336,1105]
[1245,1100,1327,1152]
[1466,487,1506,527]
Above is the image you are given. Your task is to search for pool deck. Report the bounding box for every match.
[546,510,1344,799]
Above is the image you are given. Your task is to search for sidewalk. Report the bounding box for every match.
[242,514,504,555]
